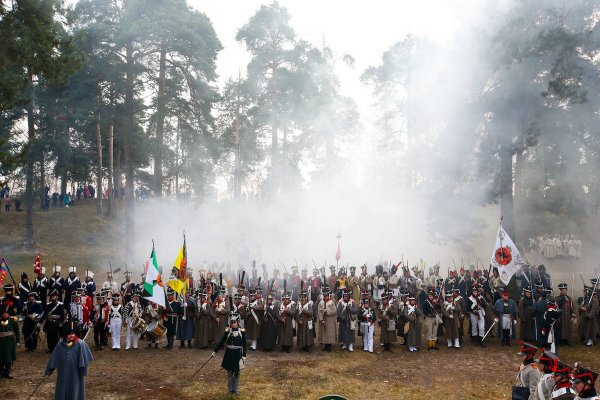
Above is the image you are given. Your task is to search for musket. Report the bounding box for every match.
[587,274,600,307]
[282,263,288,275]
[312,259,317,269]
[293,257,299,268]
[460,257,465,269]
[481,320,496,342]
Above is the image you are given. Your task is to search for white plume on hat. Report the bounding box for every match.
[41,266,46,274]
[53,265,61,273]
[86,270,94,278]
[68,266,76,274]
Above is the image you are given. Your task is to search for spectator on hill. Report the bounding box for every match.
[4,196,11,211]
[89,185,95,199]
[52,192,58,208]
[64,192,71,208]
[14,197,21,211]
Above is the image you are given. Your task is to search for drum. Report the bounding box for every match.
[131,317,148,334]
[146,321,167,339]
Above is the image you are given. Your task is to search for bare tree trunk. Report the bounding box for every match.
[154,38,167,196]
[115,149,122,197]
[107,118,114,218]
[500,147,515,241]
[175,117,179,196]
[39,155,45,209]
[25,68,35,245]
[96,110,103,215]
[124,41,135,258]
[234,85,241,201]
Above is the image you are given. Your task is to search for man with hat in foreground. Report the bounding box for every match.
[92,292,109,350]
[556,283,575,345]
[0,304,19,378]
[535,350,558,400]
[1,284,21,317]
[579,280,599,347]
[45,321,93,400]
[519,286,537,341]
[570,364,599,400]
[377,291,398,352]
[211,305,247,396]
[123,290,143,350]
[318,284,337,352]
[404,293,422,352]
[296,288,314,352]
[50,266,64,302]
[164,288,180,350]
[277,290,296,353]
[516,342,542,399]
[359,296,376,353]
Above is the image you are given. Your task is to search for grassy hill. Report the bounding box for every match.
[0,198,126,277]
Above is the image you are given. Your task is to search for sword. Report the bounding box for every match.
[28,374,50,400]
[481,320,496,342]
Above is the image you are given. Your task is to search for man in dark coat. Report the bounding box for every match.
[337,289,357,352]
[22,291,43,351]
[45,322,93,400]
[518,287,536,341]
[211,311,247,396]
[492,290,517,346]
[377,292,397,352]
[164,290,179,350]
[259,293,278,351]
[277,292,297,353]
[0,307,19,378]
[41,289,65,352]
[176,293,195,348]
[555,283,574,345]
[533,289,549,347]
[33,267,49,306]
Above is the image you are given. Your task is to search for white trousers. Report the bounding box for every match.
[362,323,374,352]
[470,311,485,337]
[126,322,140,349]
[110,317,122,349]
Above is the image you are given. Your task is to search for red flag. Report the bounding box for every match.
[33,254,42,275]
[335,242,341,261]
[0,258,8,284]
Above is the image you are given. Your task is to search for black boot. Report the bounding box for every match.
[4,364,13,379]
[188,340,192,348]
[179,340,185,349]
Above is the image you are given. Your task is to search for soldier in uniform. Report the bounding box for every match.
[327,266,338,301]
[467,285,488,347]
[516,342,542,398]
[102,271,119,296]
[556,283,574,345]
[195,291,213,349]
[82,270,96,299]
[33,267,49,306]
[108,293,123,350]
[91,293,108,350]
[41,289,64,352]
[164,289,179,350]
[260,292,278,351]
[0,305,19,378]
[452,288,467,344]
[337,288,357,352]
[358,264,372,298]
[212,287,230,344]
[121,271,136,303]
[377,292,397,352]
[442,292,460,349]
[347,266,361,304]
[296,289,314,351]
[404,293,422,352]
[570,364,599,400]
[143,300,163,349]
[277,291,296,353]
[211,307,247,396]
[359,297,376,353]
[534,350,557,400]
[493,290,517,346]
[1,284,21,317]
[579,283,599,347]
[551,361,576,400]
[318,285,337,352]
[123,291,143,350]
[18,272,32,307]
[177,292,195,348]
[244,289,262,351]
[50,266,65,302]
[519,286,537,341]
[308,268,321,304]
[22,291,43,351]
[64,266,81,311]
[422,288,440,350]
[68,291,86,338]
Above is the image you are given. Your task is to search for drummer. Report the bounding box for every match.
[123,290,143,350]
[144,300,164,350]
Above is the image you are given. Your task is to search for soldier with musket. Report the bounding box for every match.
[442,292,460,349]
[403,293,422,352]
[194,290,214,349]
[1,284,21,317]
[211,306,247,396]
[556,283,574,345]
[0,304,19,378]
[377,291,397,352]
[244,288,263,351]
[579,280,599,347]
[515,342,542,398]
[212,285,230,343]
[518,286,536,341]
[164,289,179,350]
[452,288,467,344]
[91,292,109,350]
[277,291,296,353]
[422,288,441,350]
[318,284,337,352]
[551,360,576,400]
[296,288,314,352]
[259,291,278,351]
[22,291,43,351]
[41,289,65,352]
[467,285,488,347]
[337,288,357,352]
[570,364,599,400]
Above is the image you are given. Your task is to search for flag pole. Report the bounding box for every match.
[499,216,504,264]
[1,258,18,287]
[336,233,342,269]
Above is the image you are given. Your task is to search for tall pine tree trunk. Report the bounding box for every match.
[154,38,167,196]
[96,109,103,215]
[234,89,241,201]
[124,41,135,258]
[107,117,114,218]
[25,69,35,245]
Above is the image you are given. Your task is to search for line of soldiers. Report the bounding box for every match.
[516,342,599,400]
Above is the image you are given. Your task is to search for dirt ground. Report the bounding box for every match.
[4,324,600,400]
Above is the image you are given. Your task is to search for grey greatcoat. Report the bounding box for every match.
[556,293,574,342]
[403,304,422,348]
[337,299,358,345]
[441,300,460,341]
[296,300,314,348]
[45,339,94,400]
[377,303,398,344]
[517,361,542,400]
[277,301,297,347]
[518,296,536,341]
[194,300,213,348]
[318,298,337,344]
[211,300,230,342]
[580,295,599,341]
[244,299,263,341]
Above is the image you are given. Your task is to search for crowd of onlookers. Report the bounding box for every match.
[528,234,583,259]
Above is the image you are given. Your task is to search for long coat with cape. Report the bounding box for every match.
[45,338,93,400]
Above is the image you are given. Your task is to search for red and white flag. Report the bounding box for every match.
[490,226,524,285]
[335,242,341,261]
[33,254,42,275]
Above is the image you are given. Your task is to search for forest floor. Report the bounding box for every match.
[2,200,600,399]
